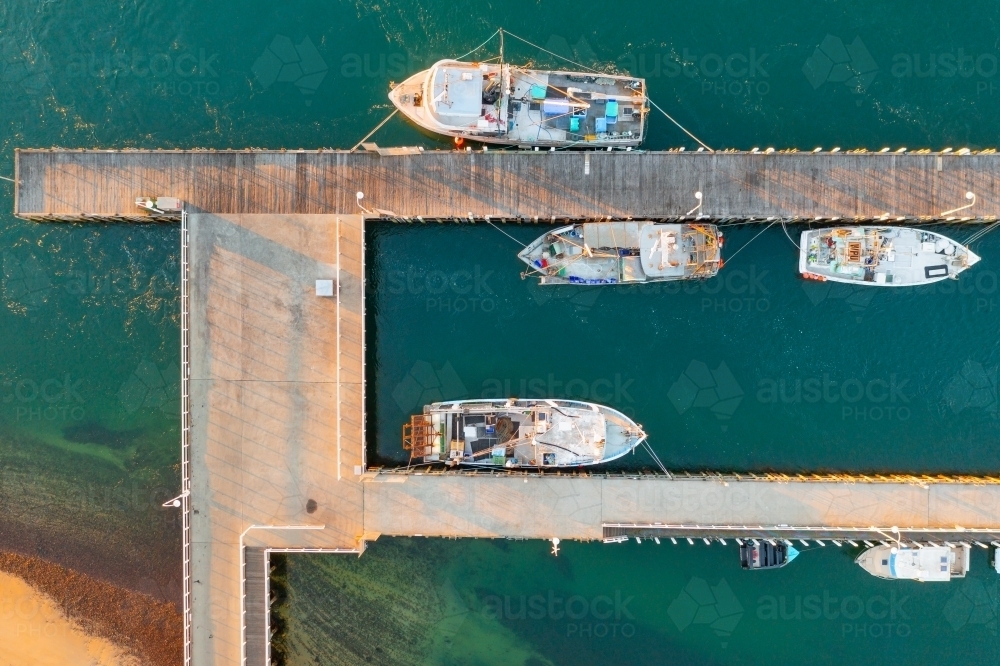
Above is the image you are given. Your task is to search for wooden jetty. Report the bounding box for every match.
[13,147,1000,222]
[13,150,1000,666]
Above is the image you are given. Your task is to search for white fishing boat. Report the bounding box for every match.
[403,398,645,468]
[855,544,970,582]
[389,59,647,148]
[799,226,980,286]
[519,222,722,285]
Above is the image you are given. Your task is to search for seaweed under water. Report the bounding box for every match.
[62,423,144,449]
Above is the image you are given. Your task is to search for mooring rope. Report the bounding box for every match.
[351,108,399,152]
[487,220,526,247]
[456,30,501,61]
[723,221,776,264]
[642,440,671,477]
[965,219,1000,245]
[645,99,714,152]
[780,220,802,250]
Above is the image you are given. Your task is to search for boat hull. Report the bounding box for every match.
[389,60,647,149]
[855,544,970,581]
[740,542,796,570]
[519,222,723,285]
[799,226,980,287]
[403,398,645,468]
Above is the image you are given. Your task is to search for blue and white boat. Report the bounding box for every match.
[856,544,970,582]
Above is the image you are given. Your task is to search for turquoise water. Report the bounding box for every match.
[3,0,1000,661]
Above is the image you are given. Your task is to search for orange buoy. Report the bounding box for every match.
[454,136,465,148]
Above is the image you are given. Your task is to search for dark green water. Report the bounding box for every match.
[3,0,1000,661]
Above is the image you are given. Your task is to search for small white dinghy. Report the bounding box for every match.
[799,226,980,286]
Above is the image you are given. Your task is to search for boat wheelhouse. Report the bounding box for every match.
[800,227,980,286]
[519,222,722,285]
[403,398,645,468]
[389,59,647,148]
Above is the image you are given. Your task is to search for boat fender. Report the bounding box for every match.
[454,136,465,149]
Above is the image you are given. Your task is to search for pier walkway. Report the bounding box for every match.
[14,147,1000,221]
[12,150,1000,666]
[364,471,1000,543]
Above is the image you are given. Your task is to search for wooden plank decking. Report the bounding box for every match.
[14,148,1000,221]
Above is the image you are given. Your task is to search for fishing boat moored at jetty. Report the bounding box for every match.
[799,227,980,286]
[855,544,970,582]
[740,541,799,570]
[403,398,645,468]
[389,59,647,148]
[519,221,723,285]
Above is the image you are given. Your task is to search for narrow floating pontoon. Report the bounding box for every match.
[389,59,647,148]
[855,544,970,582]
[403,398,645,468]
[519,222,723,285]
[800,227,980,286]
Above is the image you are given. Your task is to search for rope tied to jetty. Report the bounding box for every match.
[351,108,399,152]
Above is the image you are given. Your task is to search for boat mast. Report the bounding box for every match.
[499,28,504,65]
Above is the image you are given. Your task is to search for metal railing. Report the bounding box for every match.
[370,466,1000,485]
[180,210,193,666]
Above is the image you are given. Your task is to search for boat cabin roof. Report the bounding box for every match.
[890,547,954,581]
[430,64,485,119]
[640,224,688,278]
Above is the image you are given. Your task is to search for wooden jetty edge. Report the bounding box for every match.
[13,147,1000,221]
[12,150,1000,666]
